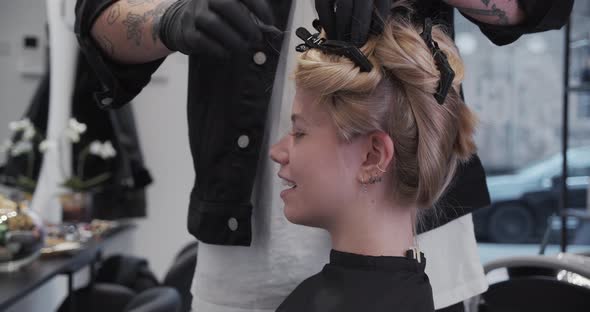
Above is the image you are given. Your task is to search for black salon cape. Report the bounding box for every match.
[276,250,434,312]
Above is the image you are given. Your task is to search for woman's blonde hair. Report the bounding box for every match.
[295,1,477,216]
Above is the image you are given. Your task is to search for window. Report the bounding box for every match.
[455,6,590,266]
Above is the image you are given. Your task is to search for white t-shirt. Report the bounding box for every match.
[192,1,488,311]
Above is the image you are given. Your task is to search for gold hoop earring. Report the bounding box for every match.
[376,164,387,173]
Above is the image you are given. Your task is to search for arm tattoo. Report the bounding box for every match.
[150,0,175,42]
[121,0,175,46]
[123,13,146,46]
[106,3,121,24]
[454,4,509,25]
[99,35,115,56]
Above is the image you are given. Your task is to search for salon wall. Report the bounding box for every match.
[0,0,46,164]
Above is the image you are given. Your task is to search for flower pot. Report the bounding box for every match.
[59,192,92,223]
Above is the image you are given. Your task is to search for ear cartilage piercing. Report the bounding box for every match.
[376,164,387,173]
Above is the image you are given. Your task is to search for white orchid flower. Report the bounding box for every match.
[64,128,80,143]
[39,140,57,153]
[101,141,117,159]
[23,126,36,141]
[88,141,116,159]
[8,118,32,132]
[89,140,102,156]
[75,123,87,134]
[0,140,13,153]
[10,141,32,156]
[68,118,87,134]
[8,121,20,131]
[21,118,32,130]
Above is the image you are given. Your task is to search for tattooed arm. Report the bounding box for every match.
[91,0,175,64]
[443,0,526,26]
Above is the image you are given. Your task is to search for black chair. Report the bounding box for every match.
[57,241,198,312]
[123,287,182,312]
[475,254,590,312]
[162,241,198,311]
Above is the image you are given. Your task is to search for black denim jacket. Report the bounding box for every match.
[74,0,573,246]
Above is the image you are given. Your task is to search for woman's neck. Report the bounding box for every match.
[328,201,416,258]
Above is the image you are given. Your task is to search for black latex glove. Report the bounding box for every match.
[159,0,274,57]
[315,0,391,47]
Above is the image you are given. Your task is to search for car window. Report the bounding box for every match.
[517,155,561,179]
[517,146,590,179]
[568,165,590,177]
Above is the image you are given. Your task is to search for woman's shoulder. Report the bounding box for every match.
[276,266,435,312]
[275,271,325,312]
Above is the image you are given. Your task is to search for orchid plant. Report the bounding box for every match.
[0,117,118,194]
[0,118,44,193]
[57,118,117,192]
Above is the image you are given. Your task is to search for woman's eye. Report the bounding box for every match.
[290,131,305,139]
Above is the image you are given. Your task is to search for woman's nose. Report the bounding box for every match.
[270,139,288,165]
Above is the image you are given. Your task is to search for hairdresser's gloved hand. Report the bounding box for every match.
[315,0,391,47]
[159,0,274,57]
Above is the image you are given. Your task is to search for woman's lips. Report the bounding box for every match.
[278,174,297,199]
[280,185,296,199]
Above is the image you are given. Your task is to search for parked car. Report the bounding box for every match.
[473,146,590,244]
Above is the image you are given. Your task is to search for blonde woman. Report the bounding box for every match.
[270,3,478,311]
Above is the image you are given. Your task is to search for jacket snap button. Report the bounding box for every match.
[237,135,250,149]
[228,217,239,231]
[101,97,113,106]
[253,52,267,65]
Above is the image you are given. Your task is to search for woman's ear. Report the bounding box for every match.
[359,131,394,178]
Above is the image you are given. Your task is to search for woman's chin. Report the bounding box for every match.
[284,205,325,228]
[283,204,297,222]
[283,204,306,225]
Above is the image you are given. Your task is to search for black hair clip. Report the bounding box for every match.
[420,18,455,105]
[295,20,373,73]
